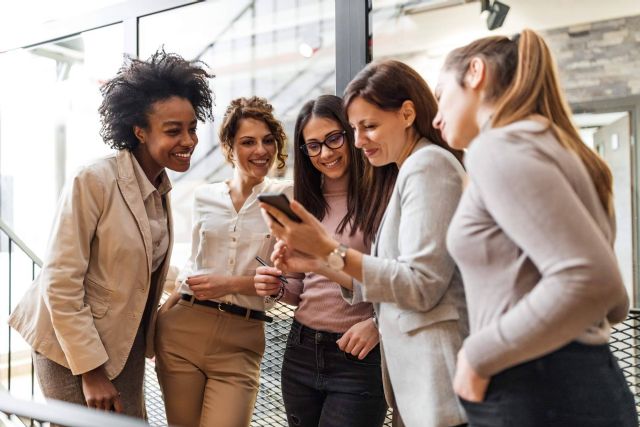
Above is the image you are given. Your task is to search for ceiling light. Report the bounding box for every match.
[298,42,315,58]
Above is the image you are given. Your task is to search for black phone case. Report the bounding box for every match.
[257,193,302,222]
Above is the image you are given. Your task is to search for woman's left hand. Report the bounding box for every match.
[453,349,490,402]
[337,318,380,360]
[186,274,230,300]
[260,200,337,258]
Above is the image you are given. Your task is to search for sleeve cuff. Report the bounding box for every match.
[341,280,365,305]
[359,254,392,302]
[67,348,109,376]
[463,324,515,377]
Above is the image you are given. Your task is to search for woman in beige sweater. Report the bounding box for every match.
[434,29,635,426]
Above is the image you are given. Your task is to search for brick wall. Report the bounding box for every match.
[544,15,640,104]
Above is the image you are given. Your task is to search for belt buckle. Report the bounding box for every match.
[186,294,196,306]
[218,302,225,313]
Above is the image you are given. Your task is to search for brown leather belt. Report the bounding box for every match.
[180,294,273,323]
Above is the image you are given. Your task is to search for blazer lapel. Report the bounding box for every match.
[372,208,389,257]
[116,150,153,274]
[371,138,430,257]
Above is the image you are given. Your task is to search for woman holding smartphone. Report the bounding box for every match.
[433,30,635,426]
[255,95,388,427]
[155,96,291,427]
[260,61,469,427]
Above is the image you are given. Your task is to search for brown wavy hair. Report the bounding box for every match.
[444,29,613,216]
[218,96,287,169]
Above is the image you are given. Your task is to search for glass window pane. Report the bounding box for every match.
[0,24,124,256]
[139,0,336,266]
[140,0,335,175]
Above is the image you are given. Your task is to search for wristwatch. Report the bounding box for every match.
[327,243,348,271]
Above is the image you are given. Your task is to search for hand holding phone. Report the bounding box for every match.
[257,192,301,224]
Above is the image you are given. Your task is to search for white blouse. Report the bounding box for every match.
[178,177,293,311]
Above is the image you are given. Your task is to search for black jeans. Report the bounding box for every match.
[460,341,638,427]
[281,319,388,427]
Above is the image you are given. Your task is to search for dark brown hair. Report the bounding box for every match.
[444,29,613,215]
[293,95,372,242]
[344,59,464,238]
[218,96,287,169]
[99,49,214,151]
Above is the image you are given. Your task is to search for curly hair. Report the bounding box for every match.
[98,49,214,151]
[218,96,287,169]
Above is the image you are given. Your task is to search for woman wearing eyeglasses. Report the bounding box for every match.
[255,95,388,427]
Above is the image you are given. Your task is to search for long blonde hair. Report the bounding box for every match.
[444,29,613,216]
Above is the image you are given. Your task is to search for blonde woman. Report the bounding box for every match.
[434,30,635,426]
[155,96,291,427]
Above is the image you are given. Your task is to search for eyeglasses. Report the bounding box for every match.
[300,130,346,157]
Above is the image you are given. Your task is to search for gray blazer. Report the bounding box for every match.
[343,139,468,427]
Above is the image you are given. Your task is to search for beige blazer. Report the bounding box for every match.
[9,150,173,379]
[343,140,468,427]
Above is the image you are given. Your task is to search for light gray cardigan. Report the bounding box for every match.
[343,139,468,427]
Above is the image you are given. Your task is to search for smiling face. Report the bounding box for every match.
[433,68,482,150]
[134,96,198,174]
[347,96,411,167]
[231,117,277,181]
[302,116,350,180]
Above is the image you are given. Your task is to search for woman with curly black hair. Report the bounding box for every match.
[9,49,214,421]
[155,96,291,427]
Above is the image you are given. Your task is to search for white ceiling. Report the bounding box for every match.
[372,0,640,84]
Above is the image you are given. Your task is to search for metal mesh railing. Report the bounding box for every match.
[251,305,295,427]
[610,309,640,415]
[142,302,393,427]
[140,308,640,427]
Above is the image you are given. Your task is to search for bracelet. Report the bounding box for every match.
[264,283,285,304]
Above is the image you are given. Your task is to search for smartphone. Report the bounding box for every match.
[257,192,302,223]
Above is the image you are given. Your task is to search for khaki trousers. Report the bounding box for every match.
[155,299,265,427]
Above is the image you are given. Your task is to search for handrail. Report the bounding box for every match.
[0,217,42,267]
[0,389,148,427]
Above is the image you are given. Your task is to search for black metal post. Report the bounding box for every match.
[335,0,372,96]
